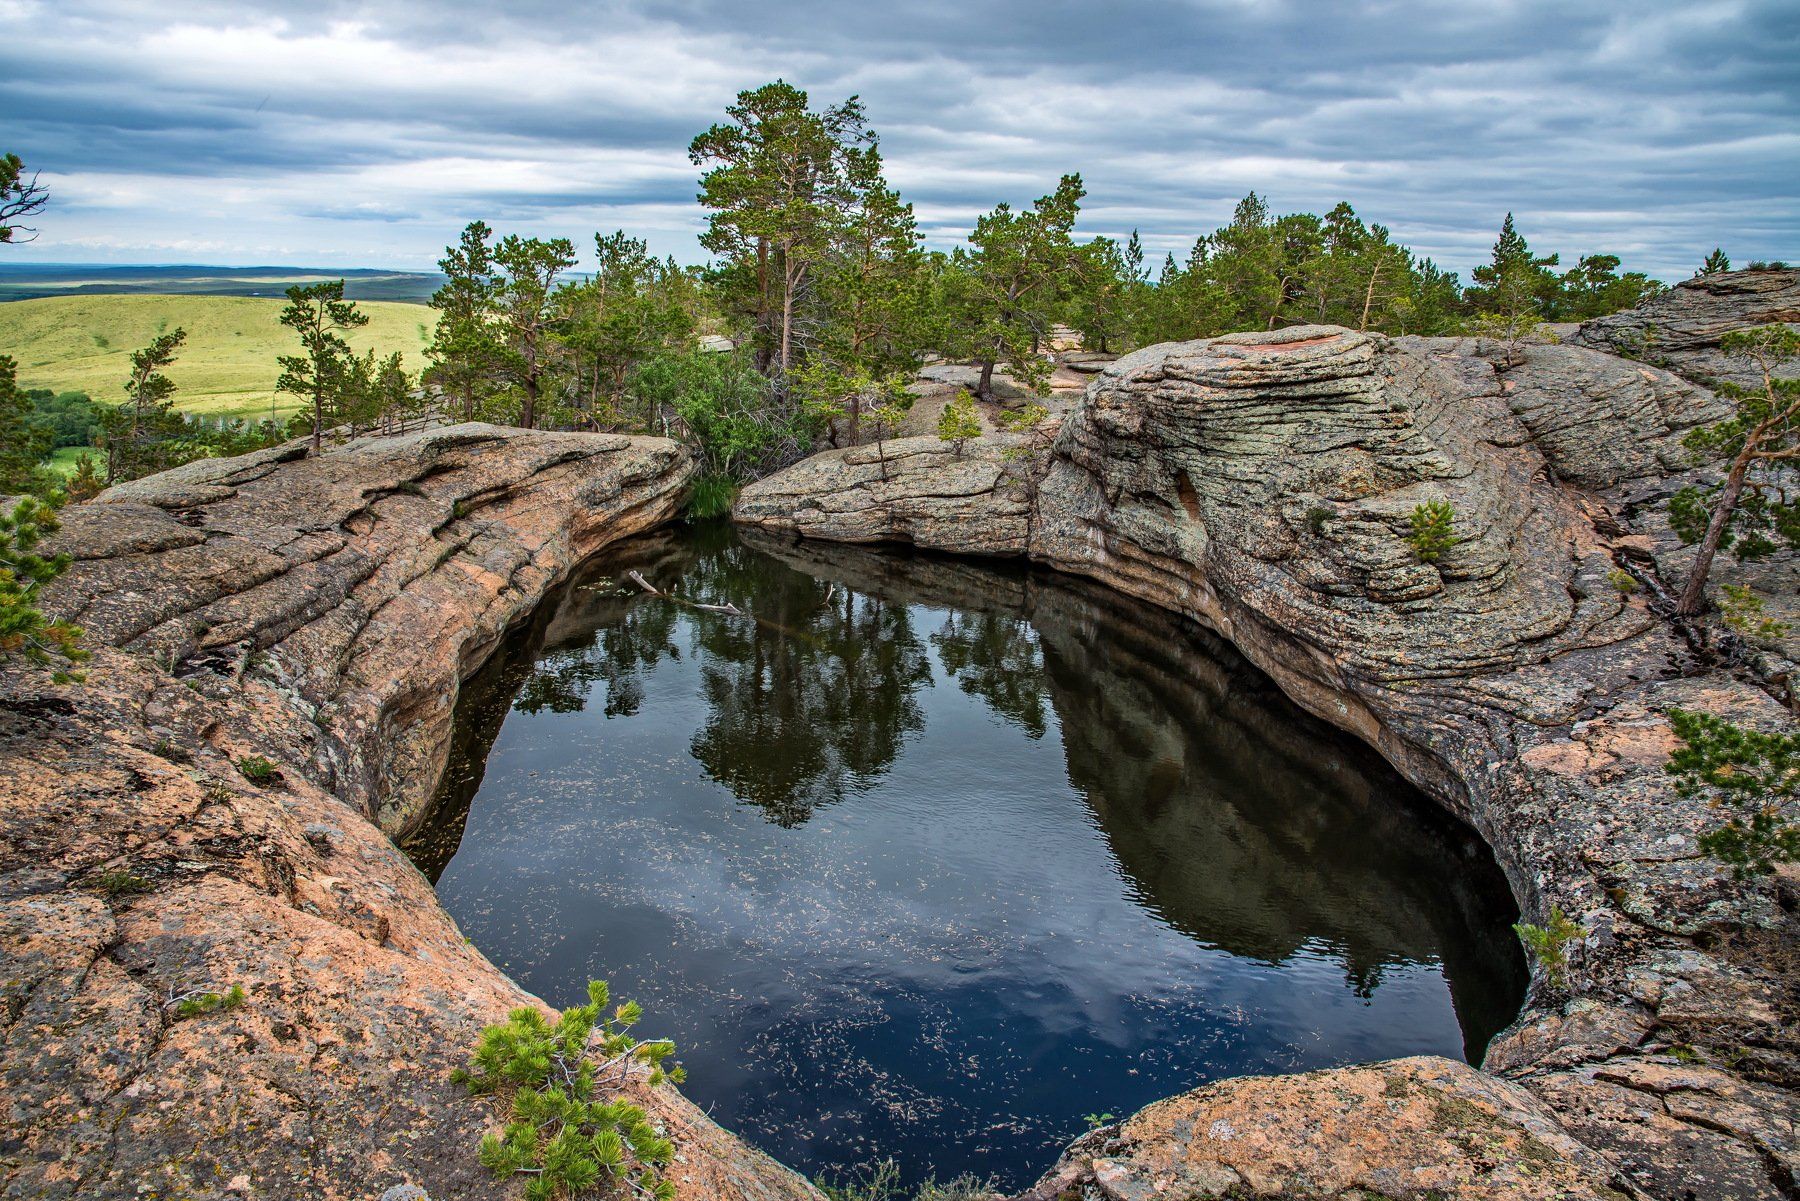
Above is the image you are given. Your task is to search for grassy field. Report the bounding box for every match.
[1,294,434,422]
[42,446,93,477]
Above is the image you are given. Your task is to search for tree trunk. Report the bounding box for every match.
[780,283,793,375]
[754,239,772,375]
[977,359,996,404]
[520,372,538,430]
[1359,262,1383,331]
[1676,454,1752,618]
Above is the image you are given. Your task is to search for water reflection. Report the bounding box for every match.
[403,524,1525,1190]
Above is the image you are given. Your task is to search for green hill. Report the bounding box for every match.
[0,294,435,421]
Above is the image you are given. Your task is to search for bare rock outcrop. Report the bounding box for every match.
[1571,267,1800,391]
[1,426,820,1201]
[738,326,1799,1199]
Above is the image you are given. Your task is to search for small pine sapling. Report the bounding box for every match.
[0,495,88,682]
[1404,499,1458,563]
[1512,905,1585,990]
[935,389,982,458]
[455,980,684,1201]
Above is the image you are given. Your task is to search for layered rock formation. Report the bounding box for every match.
[738,298,1800,1199]
[1571,267,1800,391]
[1,426,820,1201]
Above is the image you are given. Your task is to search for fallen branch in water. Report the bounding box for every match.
[626,569,745,617]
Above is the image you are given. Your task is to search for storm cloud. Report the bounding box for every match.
[3,0,1795,278]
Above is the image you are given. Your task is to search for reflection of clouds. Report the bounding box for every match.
[5,1,1794,274]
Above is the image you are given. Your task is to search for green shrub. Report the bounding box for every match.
[235,754,281,785]
[171,984,246,1018]
[151,737,191,763]
[685,473,738,521]
[1304,506,1333,537]
[1513,905,1585,990]
[1667,708,1800,878]
[817,1160,996,1201]
[935,389,982,457]
[1718,583,1790,643]
[1404,499,1458,564]
[454,980,684,1201]
[1606,568,1638,594]
[93,870,153,896]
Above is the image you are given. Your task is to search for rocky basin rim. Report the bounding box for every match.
[2,270,1796,1201]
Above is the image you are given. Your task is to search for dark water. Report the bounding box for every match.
[404,524,1525,1190]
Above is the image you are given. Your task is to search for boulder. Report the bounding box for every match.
[1021,1057,1628,1201]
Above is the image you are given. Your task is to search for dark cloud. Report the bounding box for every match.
[1,0,1794,276]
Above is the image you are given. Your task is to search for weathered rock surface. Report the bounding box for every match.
[739,324,1800,1199]
[1571,267,1800,390]
[1,426,820,1201]
[1021,1058,1629,1201]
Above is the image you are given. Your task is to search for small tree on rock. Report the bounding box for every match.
[1698,249,1731,277]
[1405,500,1458,563]
[936,389,981,457]
[1668,325,1800,619]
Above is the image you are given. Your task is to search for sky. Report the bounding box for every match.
[2,0,1796,281]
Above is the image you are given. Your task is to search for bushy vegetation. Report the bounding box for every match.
[453,980,684,1201]
[936,390,982,456]
[235,754,281,785]
[1667,708,1800,879]
[0,353,88,682]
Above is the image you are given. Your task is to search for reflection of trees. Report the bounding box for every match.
[747,538,1527,1060]
[513,599,681,718]
[684,537,933,825]
[930,610,1050,739]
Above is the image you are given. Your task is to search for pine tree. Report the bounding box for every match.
[277,281,368,453]
[100,329,190,482]
[941,174,1086,402]
[1698,248,1732,277]
[1070,235,1131,353]
[1668,325,1800,618]
[804,143,930,443]
[0,493,88,683]
[0,354,53,496]
[490,235,577,429]
[557,232,695,429]
[427,221,501,422]
[690,81,871,377]
[936,389,982,457]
